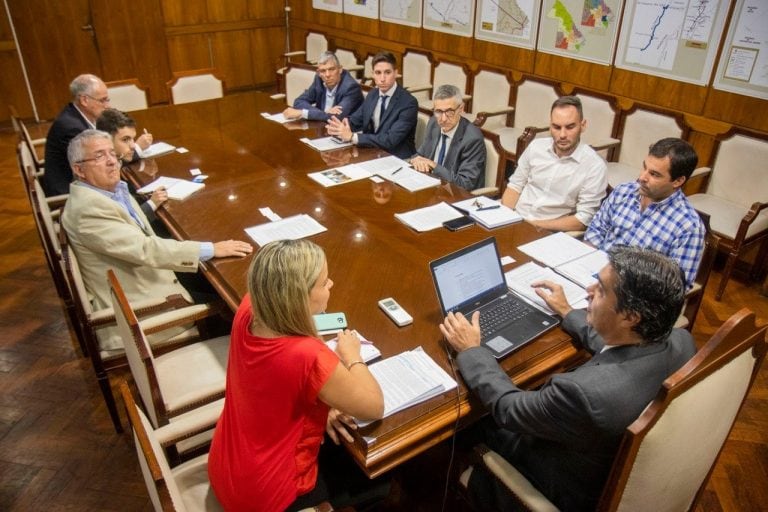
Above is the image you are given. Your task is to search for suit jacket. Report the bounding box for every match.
[347,84,417,159]
[62,182,200,351]
[414,116,486,190]
[293,69,363,121]
[458,310,696,511]
[42,103,90,197]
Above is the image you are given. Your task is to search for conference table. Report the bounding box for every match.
[127,91,589,478]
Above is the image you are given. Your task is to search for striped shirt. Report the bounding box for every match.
[584,182,704,288]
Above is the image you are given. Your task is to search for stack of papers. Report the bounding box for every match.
[505,262,589,313]
[137,176,204,200]
[140,142,177,159]
[452,197,522,229]
[360,347,457,424]
[260,112,293,124]
[244,214,327,246]
[308,164,372,187]
[300,136,354,152]
[324,331,381,363]
[517,232,608,288]
[395,201,464,232]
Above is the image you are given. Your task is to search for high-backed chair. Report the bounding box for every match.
[106,79,149,112]
[675,211,718,331]
[272,63,318,106]
[471,129,511,198]
[109,270,229,430]
[460,307,768,512]
[688,127,768,300]
[468,67,514,130]
[420,59,472,110]
[605,103,689,188]
[334,47,365,78]
[19,118,46,174]
[402,49,433,104]
[414,109,431,151]
[571,88,621,160]
[305,31,328,65]
[167,69,225,105]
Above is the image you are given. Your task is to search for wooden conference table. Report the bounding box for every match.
[127,92,588,478]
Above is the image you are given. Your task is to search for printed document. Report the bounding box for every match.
[137,176,204,200]
[505,262,589,313]
[308,164,372,187]
[518,232,597,268]
[140,142,177,159]
[300,136,354,152]
[244,214,327,246]
[452,197,522,229]
[395,201,464,232]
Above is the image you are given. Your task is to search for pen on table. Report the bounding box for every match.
[391,167,402,175]
[477,204,501,211]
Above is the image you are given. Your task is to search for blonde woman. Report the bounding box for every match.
[208,239,384,511]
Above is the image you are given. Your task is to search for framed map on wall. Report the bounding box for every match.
[423,0,476,37]
[475,0,540,49]
[344,0,379,18]
[713,0,768,100]
[313,0,343,13]
[381,0,422,27]
[536,0,623,65]
[615,0,729,85]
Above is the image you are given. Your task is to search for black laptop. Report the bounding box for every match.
[430,237,559,359]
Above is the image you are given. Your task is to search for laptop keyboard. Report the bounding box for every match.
[479,295,531,338]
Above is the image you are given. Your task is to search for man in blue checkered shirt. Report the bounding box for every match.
[585,138,704,288]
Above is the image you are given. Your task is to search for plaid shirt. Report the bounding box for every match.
[585,182,704,288]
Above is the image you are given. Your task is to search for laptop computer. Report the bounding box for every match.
[430,237,560,359]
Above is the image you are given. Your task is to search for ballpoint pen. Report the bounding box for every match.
[477,204,501,211]
[391,167,402,175]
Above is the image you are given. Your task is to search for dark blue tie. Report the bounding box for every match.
[437,133,448,166]
[377,95,388,131]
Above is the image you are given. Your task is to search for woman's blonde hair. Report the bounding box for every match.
[247,239,325,338]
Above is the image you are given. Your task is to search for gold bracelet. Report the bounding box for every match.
[346,360,366,370]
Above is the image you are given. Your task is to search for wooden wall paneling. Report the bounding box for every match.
[422,30,473,59]
[91,0,171,105]
[609,68,708,114]
[248,2,284,19]
[380,21,422,48]
[0,5,31,121]
[292,0,345,29]
[166,33,215,75]
[207,0,248,22]
[704,89,768,133]
[472,39,534,74]
[250,26,289,87]
[209,30,253,91]
[534,53,612,91]
[7,0,103,120]
[161,0,207,26]
[341,15,381,38]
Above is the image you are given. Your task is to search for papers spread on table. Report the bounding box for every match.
[555,250,609,289]
[377,165,441,192]
[308,164,372,187]
[359,346,457,426]
[137,176,205,200]
[140,142,177,159]
[260,112,293,124]
[357,155,408,176]
[324,331,381,363]
[300,136,354,152]
[395,201,464,232]
[452,197,523,229]
[244,214,327,246]
[518,232,598,269]
[505,262,589,313]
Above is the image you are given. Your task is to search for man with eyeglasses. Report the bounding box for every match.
[61,130,253,352]
[501,96,607,232]
[326,52,417,159]
[282,51,363,122]
[410,84,486,191]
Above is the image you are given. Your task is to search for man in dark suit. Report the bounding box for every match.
[410,84,486,190]
[441,246,696,511]
[282,51,363,122]
[326,52,417,159]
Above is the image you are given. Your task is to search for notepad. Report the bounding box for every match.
[244,214,327,246]
[452,197,523,229]
[140,142,177,159]
[505,262,589,313]
[394,201,464,232]
[137,176,205,200]
[300,136,354,152]
[517,232,609,289]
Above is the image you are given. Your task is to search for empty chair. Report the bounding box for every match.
[106,79,149,112]
[468,67,514,129]
[109,269,229,429]
[402,49,433,104]
[167,69,225,105]
[460,307,768,511]
[605,103,688,188]
[688,128,768,300]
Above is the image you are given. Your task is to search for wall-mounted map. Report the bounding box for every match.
[475,0,540,48]
[313,0,343,13]
[423,0,476,37]
[536,0,623,65]
[615,0,729,85]
[714,0,768,100]
[344,0,380,18]
[381,0,423,27]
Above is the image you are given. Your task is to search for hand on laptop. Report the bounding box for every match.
[531,280,573,318]
[440,311,481,353]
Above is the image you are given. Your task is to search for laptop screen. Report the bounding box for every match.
[430,237,508,314]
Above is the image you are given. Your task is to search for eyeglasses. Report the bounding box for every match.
[433,107,459,119]
[76,150,118,164]
[83,94,111,105]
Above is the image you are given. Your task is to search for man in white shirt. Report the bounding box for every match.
[501,96,607,231]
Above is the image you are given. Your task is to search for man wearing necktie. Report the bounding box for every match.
[61,130,253,352]
[441,246,696,510]
[326,52,417,159]
[410,84,486,191]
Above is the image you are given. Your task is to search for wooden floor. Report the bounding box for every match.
[1,122,766,511]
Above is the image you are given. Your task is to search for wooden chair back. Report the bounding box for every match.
[402,49,433,102]
[305,31,328,64]
[284,63,318,106]
[598,308,768,511]
[167,69,225,105]
[106,79,149,112]
[469,67,513,130]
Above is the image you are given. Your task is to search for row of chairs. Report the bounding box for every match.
[107,69,225,112]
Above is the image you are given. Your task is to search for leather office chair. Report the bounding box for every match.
[109,269,229,432]
[688,128,768,300]
[167,69,225,105]
[106,79,149,112]
[459,308,768,511]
